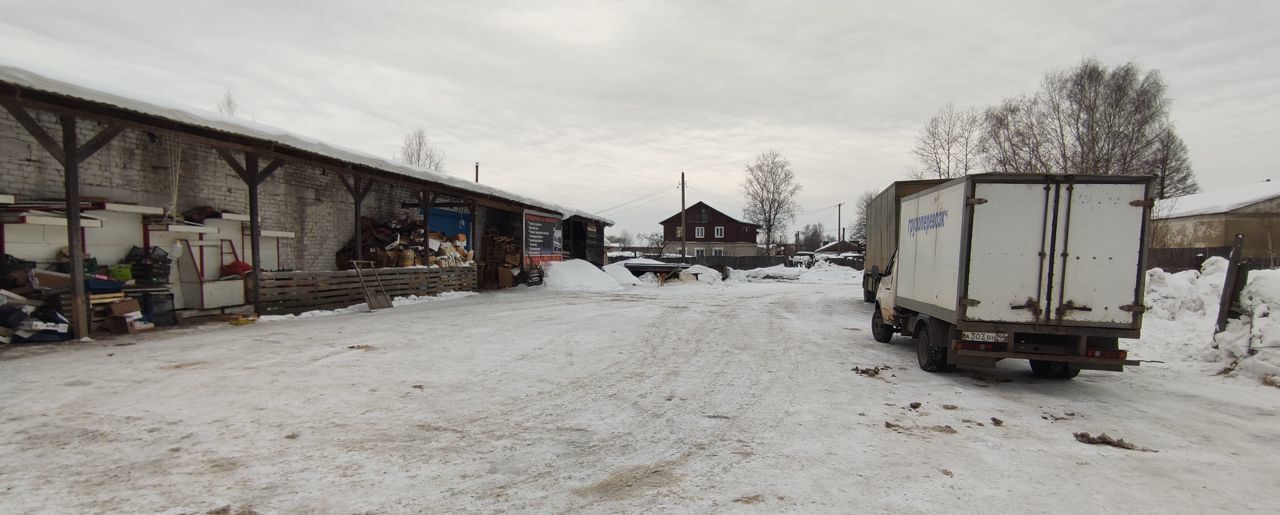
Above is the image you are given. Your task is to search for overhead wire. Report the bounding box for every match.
[604,188,679,215]
[594,183,678,213]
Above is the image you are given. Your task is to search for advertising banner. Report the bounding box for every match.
[524,211,563,267]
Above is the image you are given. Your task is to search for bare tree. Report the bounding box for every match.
[741,150,801,254]
[849,191,876,243]
[1146,127,1199,198]
[399,129,445,173]
[215,89,239,116]
[980,58,1195,188]
[636,231,667,257]
[911,104,984,179]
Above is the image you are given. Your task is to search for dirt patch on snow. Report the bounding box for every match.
[575,462,680,500]
[733,494,767,504]
[1073,432,1157,452]
[884,421,958,435]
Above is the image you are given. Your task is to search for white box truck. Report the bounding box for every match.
[869,174,1154,379]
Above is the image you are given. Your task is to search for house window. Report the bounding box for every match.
[695,248,706,257]
[714,226,724,238]
[712,248,725,257]
[695,226,705,238]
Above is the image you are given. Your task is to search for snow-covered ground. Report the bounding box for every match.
[0,269,1277,513]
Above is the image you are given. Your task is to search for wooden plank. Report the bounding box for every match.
[97,202,164,215]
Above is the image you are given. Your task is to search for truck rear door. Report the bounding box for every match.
[1050,182,1148,327]
[963,177,1149,329]
[964,182,1049,324]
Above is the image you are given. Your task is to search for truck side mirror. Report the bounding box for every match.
[870,265,881,280]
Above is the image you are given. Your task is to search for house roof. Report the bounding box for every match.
[1155,180,1280,219]
[659,201,759,227]
[0,63,612,226]
[815,240,859,253]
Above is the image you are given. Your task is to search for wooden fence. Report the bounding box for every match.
[254,266,477,315]
[1147,246,1233,272]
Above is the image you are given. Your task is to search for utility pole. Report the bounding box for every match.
[680,171,687,258]
[837,202,844,242]
[475,162,479,183]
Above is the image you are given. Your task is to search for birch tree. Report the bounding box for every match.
[399,129,445,173]
[741,150,801,253]
[215,89,239,116]
[911,104,984,179]
[980,58,1197,195]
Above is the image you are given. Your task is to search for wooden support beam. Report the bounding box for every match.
[1,99,66,166]
[216,148,250,183]
[75,124,124,163]
[259,158,284,183]
[60,115,88,339]
[245,153,264,315]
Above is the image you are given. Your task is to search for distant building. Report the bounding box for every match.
[1153,180,1280,266]
[659,201,760,257]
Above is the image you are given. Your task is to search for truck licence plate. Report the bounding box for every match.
[961,331,1009,343]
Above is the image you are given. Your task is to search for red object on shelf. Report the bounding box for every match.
[220,260,253,278]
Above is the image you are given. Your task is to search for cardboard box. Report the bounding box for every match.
[109,298,142,317]
[107,316,132,334]
[31,270,72,289]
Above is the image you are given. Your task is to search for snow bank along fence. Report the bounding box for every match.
[253,267,477,315]
[645,256,789,272]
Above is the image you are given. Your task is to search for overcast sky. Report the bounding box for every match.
[2,1,1277,238]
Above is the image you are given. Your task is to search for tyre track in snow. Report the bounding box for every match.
[414,286,812,511]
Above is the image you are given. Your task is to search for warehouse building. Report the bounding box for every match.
[0,64,609,340]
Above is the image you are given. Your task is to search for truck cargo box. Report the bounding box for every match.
[895,174,1152,336]
[863,179,946,301]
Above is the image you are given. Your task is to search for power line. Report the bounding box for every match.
[595,184,677,213]
[604,188,678,215]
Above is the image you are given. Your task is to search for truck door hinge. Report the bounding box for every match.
[1119,303,1147,313]
[961,298,980,306]
[1130,199,1155,207]
[967,198,988,205]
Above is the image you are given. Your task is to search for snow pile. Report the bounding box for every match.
[682,264,723,284]
[730,261,861,284]
[260,291,477,322]
[801,261,863,283]
[733,265,803,282]
[1209,269,1280,380]
[614,258,664,265]
[543,259,623,292]
[1131,257,1280,381]
[603,263,642,286]
[1128,258,1227,362]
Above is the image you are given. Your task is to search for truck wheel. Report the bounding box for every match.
[872,307,893,343]
[915,322,948,372]
[1029,360,1081,379]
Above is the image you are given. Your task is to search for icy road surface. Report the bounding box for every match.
[1,282,1277,513]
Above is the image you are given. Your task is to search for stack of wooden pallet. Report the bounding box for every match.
[59,292,125,332]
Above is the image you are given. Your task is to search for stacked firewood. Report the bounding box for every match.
[336,216,474,270]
